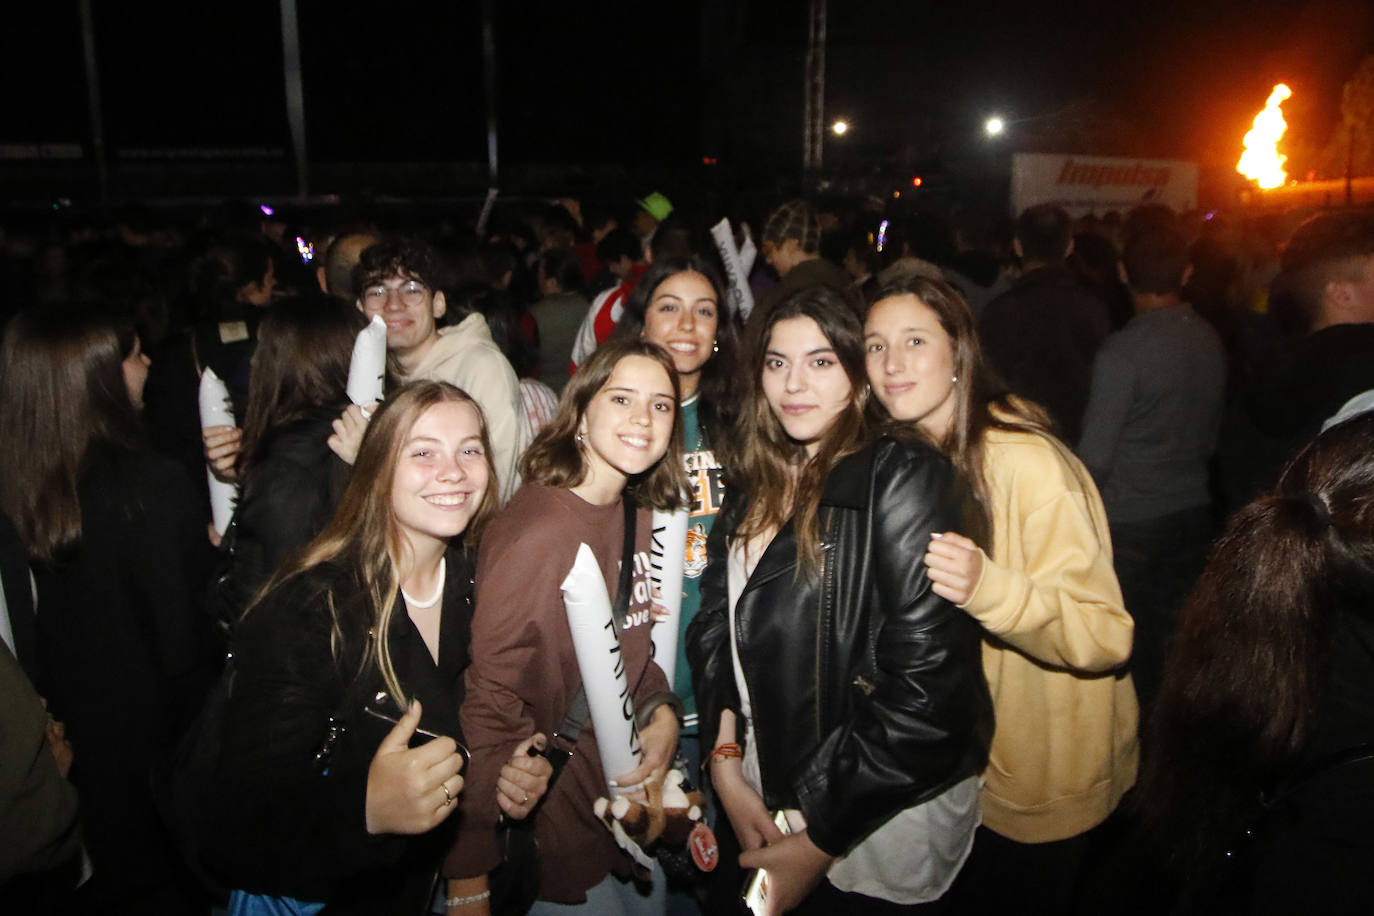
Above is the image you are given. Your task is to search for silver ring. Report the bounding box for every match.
[441,783,453,806]
[359,406,373,421]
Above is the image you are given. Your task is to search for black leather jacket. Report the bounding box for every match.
[687,436,993,857]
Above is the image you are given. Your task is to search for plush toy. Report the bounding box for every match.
[594,768,709,871]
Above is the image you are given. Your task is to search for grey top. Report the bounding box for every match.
[1078,304,1226,524]
[529,290,590,394]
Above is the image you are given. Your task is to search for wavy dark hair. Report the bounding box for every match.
[519,338,688,512]
[1136,411,1374,879]
[350,236,443,298]
[0,303,144,563]
[612,255,743,456]
[237,295,369,477]
[734,284,872,577]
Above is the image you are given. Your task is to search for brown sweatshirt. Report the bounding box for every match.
[444,485,669,903]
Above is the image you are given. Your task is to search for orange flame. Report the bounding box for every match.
[1237,84,1292,190]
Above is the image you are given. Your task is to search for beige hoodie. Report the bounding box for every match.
[405,314,529,502]
[961,427,1139,843]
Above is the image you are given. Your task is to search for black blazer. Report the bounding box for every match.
[34,444,218,903]
[687,436,993,857]
[212,547,474,915]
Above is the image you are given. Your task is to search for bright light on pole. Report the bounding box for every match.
[985,116,1005,137]
[831,119,849,136]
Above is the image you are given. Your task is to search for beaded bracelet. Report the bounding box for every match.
[445,889,491,908]
[703,741,743,771]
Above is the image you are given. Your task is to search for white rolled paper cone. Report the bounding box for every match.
[649,508,689,687]
[710,217,756,322]
[738,224,758,278]
[561,543,643,794]
[198,368,239,536]
[346,314,388,408]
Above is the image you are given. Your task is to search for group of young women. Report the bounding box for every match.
[7,237,1366,916]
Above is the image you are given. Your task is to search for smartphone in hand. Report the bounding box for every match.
[740,810,795,915]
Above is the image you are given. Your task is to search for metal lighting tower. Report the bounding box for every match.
[802,0,827,182]
[280,0,309,197]
[79,0,108,203]
[482,0,499,187]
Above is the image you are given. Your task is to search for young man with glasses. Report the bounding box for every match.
[350,237,528,500]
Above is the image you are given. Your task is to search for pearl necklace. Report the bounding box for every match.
[401,559,446,609]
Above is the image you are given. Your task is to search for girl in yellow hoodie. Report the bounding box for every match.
[863,275,1137,914]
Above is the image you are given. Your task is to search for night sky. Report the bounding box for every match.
[4,1,1372,184]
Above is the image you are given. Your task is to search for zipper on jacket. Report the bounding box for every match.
[816,523,836,744]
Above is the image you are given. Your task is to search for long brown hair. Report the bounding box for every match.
[734,285,871,576]
[0,303,143,563]
[520,338,688,512]
[867,275,1069,544]
[1136,412,1374,875]
[237,295,367,477]
[612,255,745,458]
[247,380,499,705]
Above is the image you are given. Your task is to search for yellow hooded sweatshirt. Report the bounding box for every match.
[961,426,1138,844]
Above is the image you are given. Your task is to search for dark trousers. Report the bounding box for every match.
[942,823,1102,916]
[1110,505,1215,720]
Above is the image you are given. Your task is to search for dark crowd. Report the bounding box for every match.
[1,191,1373,916]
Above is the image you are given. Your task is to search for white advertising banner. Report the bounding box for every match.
[1010,153,1198,217]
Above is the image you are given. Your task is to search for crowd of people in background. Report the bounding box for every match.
[2,187,1373,916]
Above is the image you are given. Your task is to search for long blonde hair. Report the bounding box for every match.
[246,380,498,705]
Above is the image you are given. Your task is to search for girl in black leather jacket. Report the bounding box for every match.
[687,287,992,914]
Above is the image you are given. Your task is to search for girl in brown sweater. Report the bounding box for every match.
[445,339,689,913]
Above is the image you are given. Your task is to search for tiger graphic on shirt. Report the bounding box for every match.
[683,445,722,580]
